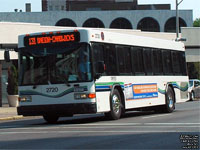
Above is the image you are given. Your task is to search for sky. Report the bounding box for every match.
[0,0,199,20]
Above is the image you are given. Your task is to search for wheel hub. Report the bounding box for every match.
[168,95,174,108]
[112,95,120,113]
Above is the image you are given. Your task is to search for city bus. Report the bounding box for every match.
[16,29,189,123]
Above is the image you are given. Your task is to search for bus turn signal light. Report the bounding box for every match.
[88,93,96,99]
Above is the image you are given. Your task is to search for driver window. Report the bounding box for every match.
[194,81,200,87]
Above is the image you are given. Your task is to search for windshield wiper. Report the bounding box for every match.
[55,72,70,87]
[32,75,48,89]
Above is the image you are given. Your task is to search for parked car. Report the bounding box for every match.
[188,79,200,100]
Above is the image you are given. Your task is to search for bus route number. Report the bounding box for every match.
[46,87,58,93]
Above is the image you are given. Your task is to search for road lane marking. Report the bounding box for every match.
[146,123,200,125]
[0,123,200,130]
[0,129,199,135]
[0,125,199,131]
[142,114,171,119]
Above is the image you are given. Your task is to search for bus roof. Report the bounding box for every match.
[18,28,185,51]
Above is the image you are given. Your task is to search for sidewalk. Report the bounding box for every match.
[0,105,23,121]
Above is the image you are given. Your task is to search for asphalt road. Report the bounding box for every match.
[0,101,199,149]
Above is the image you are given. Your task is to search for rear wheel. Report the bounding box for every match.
[43,114,59,124]
[164,86,175,113]
[105,89,122,120]
[190,91,195,101]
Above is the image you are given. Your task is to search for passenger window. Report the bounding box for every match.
[162,50,173,75]
[152,49,163,75]
[117,46,131,74]
[131,47,145,75]
[92,43,104,74]
[172,51,181,75]
[179,52,187,75]
[143,48,153,75]
[104,44,118,75]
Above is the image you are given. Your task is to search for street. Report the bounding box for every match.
[0,101,199,149]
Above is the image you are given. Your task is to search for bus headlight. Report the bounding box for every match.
[74,93,96,99]
[19,96,32,102]
[74,93,87,99]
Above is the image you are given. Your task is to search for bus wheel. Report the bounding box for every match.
[43,114,59,124]
[165,87,175,113]
[106,89,122,120]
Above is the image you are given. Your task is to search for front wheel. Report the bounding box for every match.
[105,89,122,120]
[164,86,175,113]
[43,114,59,124]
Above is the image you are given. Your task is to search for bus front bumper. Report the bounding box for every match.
[17,103,97,116]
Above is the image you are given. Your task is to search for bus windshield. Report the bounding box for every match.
[19,43,92,86]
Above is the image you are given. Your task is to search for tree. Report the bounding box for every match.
[193,18,200,27]
[7,65,18,95]
[187,62,200,79]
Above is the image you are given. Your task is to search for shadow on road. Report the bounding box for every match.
[0,110,159,128]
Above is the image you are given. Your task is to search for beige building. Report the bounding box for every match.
[181,27,200,62]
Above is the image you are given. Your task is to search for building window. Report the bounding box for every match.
[49,5,53,11]
[110,18,132,29]
[83,18,105,28]
[55,6,59,11]
[55,18,77,27]
[61,6,65,11]
[137,17,160,32]
[165,17,187,33]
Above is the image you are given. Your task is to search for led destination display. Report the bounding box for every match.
[24,32,80,47]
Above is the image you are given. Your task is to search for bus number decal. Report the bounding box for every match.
[46,87,59,93]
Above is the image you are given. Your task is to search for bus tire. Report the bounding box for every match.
[43,114,59,124]
[106,89,122,120]
[164,86,175,113]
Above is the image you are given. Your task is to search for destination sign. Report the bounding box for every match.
[24,32,80,47]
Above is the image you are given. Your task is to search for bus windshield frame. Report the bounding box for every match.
[18,42,92,86]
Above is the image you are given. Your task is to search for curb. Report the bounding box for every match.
[0,115,24,121]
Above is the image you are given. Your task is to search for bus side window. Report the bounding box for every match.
[179,52,187,76]
[116,46,132,74]
[131,47,145,76]
[104,44,118,75]
[162,50,173,75]
[172,51,181,75]
[143,48,153,75]
[91,43,104,74]
[152,49,163,75]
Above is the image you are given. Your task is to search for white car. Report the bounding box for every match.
[189,79,200,100]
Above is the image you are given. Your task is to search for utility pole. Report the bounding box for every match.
[176,0,184,40]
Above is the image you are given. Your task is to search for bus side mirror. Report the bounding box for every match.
[4,50,10,62]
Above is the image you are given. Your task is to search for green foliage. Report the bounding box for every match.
[193,18,200,27]
[7,65,18,95]
[187,62,200,79]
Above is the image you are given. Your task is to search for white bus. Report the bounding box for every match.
[16,29,189,123]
